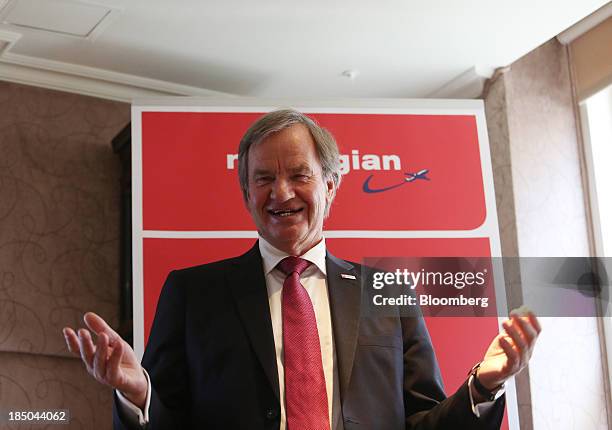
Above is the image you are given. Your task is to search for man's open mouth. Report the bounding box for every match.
[268,208,304,217]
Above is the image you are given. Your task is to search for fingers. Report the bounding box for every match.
[63,327,81,357]
[499,336,519,370]
[93,333,109,382]
[68,324,122,387]
[502,317,527,354]
[62,314,138,393]
[501,311,541,371]
[512,312,539,344]
[527,312,542,334]
[63,326,99,376]
[107,340,124,384]
[508,311,541,350]
[84,312,120,343]
[78,328,96,371]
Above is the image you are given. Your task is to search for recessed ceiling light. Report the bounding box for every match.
[2,0,114,38]
[341,70,360,79]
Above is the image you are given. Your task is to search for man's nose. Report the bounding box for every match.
[270,178,295,201]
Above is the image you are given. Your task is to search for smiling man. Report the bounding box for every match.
[63,109,540,430]
[243,120,335,256]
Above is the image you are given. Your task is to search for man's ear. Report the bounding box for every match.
[241,181,253,209]
[242,189,251,209]
[326,178,335,200]
[324,179,336,217]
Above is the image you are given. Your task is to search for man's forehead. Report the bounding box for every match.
[253,123,314,148]
[248,141,318,162]
[248,145,321,175]
[251,159,316,173]
[250,140,309,156]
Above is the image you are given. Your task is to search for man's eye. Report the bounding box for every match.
[293,174,309,181]
[255,176,273,184]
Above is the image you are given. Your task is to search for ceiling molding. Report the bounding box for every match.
[427,66,495,99]
[0,16,234,102]
[0,0,607,100]
[0,50,234,102]
[557,2,612,44]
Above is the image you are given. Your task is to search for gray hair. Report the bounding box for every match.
[238,109,342,211]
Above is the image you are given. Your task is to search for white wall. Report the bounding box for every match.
[485,38,609,430]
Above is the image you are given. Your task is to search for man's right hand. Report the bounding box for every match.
[63,312,148,410]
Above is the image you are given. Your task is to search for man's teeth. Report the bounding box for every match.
[270,209,302,216]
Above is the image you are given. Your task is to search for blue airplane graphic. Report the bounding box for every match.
[362,169,430,193]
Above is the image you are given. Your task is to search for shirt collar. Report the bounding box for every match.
[258,235,327,276]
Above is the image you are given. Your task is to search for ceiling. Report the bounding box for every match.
[0,0,609,101]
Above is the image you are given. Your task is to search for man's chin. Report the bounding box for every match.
[264,230,315,254]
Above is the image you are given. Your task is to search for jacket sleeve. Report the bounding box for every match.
[113,270,191,430]
[402,316,506,430]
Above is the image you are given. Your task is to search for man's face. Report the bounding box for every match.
[245,123,334,256]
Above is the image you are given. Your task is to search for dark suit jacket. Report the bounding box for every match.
[114,242,505,429]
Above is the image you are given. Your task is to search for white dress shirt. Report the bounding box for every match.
[116,236,501,427]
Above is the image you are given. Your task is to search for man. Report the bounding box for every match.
[63,109,540,429]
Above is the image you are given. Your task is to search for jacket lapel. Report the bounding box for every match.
[326,252,361,401]
[227,241,280,401]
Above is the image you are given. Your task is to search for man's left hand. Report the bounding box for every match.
[476,310,542,392]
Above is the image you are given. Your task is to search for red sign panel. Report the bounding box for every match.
[142,236,504,423]
[142,112,486,231]
[137,105,507,430]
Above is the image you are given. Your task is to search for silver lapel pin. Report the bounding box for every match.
[340,273,356,280]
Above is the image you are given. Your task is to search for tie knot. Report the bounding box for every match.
[278,256,311,277]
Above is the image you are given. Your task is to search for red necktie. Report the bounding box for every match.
[278,256,330,430]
